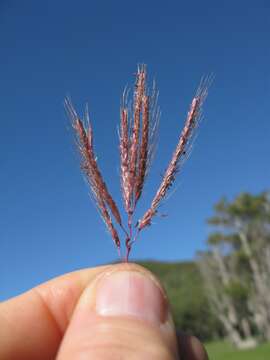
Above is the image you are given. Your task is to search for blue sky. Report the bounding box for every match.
[1,0,270,300]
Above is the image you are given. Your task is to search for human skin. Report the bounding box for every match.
[0,263,208,359]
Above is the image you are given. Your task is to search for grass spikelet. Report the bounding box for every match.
[138,78,210,230]
[65,98,122,251]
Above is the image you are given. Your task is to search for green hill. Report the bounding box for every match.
[138,260,222,341]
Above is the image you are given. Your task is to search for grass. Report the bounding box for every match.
[206,341,270,360]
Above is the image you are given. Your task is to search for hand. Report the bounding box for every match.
[0,263,208,359]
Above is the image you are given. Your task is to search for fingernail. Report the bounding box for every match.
[95,270,168,325]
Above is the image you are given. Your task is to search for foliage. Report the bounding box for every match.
[136,191,270,346]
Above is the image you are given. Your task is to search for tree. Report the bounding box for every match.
[198,192,270,347]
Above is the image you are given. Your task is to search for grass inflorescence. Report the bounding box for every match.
[66,65,210,261]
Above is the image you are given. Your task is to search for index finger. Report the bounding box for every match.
[0,265,110,360]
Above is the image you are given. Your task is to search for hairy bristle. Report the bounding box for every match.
[120,107,131,212]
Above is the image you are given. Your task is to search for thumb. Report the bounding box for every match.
[57,263,179,359]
